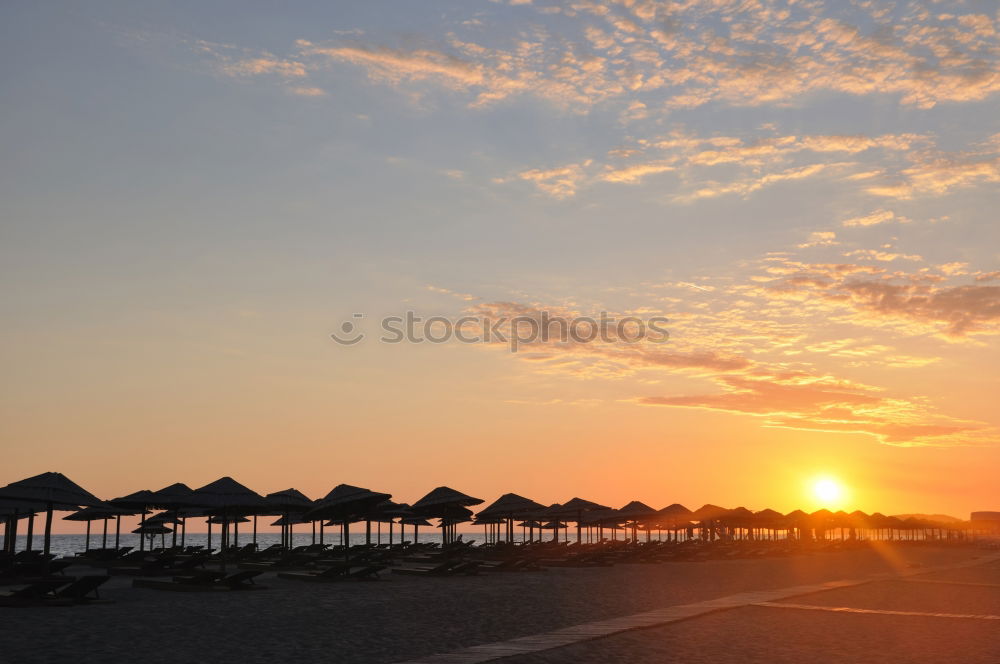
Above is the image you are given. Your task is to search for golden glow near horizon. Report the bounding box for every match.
[1,1,999,527]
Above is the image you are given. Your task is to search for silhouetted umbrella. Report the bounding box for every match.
[783,509,810,539]
[148,483,197,548]
[132,523,172,550]
[109,489,158,552]
[411,487,483,545]
[266,488,313,549]
[306,484,392,558]
[753,508,785,538]
[189,477,268,567]
[616,501,657,542]
[551,497,610,544]
[477,493,546,544]
[63,506,136,552]
[0,472,105,560]
[1,499,40,555]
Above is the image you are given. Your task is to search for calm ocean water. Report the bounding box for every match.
[9,530,540,558]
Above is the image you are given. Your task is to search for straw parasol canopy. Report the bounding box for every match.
[411,487,483,545]
[753,508,785,528]
[0,472,104,509]
[207,515,250,524]
[148,483,197,510]
[690,504,729,522]
[0,498,41,518]
[411,486,484,514]
[265,488,314,513]
[0,472,106,558]
[306,484,392,520]
[63,506,136,522]
[132,524,172,535]
[616,501,657,520]
[270,514,309,526]
[477,493,545,519]
[189,477,268,513]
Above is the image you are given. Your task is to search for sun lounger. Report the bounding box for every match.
[0,579,74,607]
[54,575,113,603]
[133,570,264,592]
[279,564,386,582]
[392,560,480,576]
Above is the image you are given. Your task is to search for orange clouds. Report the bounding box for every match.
[759,259,1000,337]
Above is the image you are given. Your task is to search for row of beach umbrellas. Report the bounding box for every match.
[0,472,982,566]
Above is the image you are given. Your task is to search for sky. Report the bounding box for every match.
[1,0,998,532]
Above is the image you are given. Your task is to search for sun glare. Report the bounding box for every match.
[812,477,845,507]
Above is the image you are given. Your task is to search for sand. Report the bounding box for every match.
[1,544,995,663]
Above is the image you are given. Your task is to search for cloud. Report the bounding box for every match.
[639,372,987,447]
[798,231,838,248]
[841,209,908,227]
[759,258,1000,337]
[301,42,485,88]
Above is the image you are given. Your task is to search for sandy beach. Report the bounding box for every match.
[3,543,997,663]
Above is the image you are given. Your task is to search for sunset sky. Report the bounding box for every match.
[2,0,998,530]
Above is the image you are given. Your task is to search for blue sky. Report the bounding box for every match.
[2,0,999,515]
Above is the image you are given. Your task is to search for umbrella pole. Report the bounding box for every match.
[343,521,350,563]
[207,518,212,552]
[366,519,371,546]
[320,521,324,546]
[25,513,34,551]
[115,515,120,549]
[182,517,186,548]
[311,520,315,545]
[102,518,108,550]
[8,514,18,553]
[389,520,393,547]
[253,515,257,548]
[235,519,240,548]
[85,520,91,552]
[42,504,53,569]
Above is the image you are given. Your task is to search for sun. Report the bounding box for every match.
[812,477,845,506]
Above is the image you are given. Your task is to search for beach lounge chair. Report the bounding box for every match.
[0,579,74,607]
[133,570,264,592]
[279,564,386,582]
[54,575,112,604]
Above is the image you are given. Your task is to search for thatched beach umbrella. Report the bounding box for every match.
[148,483,197,549]
[411,487,484,545]
[753,508,785,540]
[657,503,693,541]
[63,506,136,552]
[0,472,105,560]
[399,516,432,544]
[265,488,313,550]
[616,501,657,542]
[109,489,158,551]
[306,484,392,558]
[552,497,610,545]
[132,523,172,550]
[691,504,730,541]
[1,499,40,554]
[784,509,810,540]
[189,477,268,568]
[477,493,546,544]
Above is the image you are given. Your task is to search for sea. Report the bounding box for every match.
[8,530,539,558]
